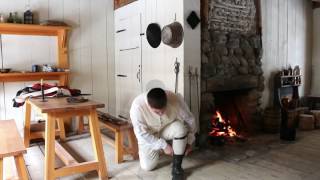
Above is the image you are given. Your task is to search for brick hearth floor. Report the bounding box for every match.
[3,129,320,180]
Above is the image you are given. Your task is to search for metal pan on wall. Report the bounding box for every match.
[161,21,184,48]
[146,23,162,48]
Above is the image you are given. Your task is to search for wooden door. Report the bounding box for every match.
[115,11,142,120]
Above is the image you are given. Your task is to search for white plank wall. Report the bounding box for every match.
[0,0,115,131]
[260,0,313,108]
[312,8,320,95]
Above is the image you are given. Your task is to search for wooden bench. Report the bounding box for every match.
[0,120,28,180]
[97,112,138,164]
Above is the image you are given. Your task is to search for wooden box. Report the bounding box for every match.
[299,114,315,130]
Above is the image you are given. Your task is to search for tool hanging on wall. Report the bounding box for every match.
[189,66,193,110]
[174,58,180,94]
[195,67,200,115]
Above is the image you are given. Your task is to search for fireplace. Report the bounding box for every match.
[198,0,264,146]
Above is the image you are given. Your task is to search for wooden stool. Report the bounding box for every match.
[0,120,28,180]
[98,112,138,164]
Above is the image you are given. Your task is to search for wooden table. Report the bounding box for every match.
[24,97,108,180]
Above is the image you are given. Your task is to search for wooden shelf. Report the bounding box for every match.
[114,0,137,9]
[281,84,301,88]
[0,23,71,86]
[0,23,70,36]
[0,72,69,84]
[280,75,301,78]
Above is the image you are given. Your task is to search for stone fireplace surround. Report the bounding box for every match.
[198,0,264,146]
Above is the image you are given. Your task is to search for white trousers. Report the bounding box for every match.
[139,120,188,171]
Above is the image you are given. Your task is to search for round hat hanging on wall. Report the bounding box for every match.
[161,21,184,48]
[146,23,162,48]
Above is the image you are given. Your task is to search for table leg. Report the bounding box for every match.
[0,158,3,180]
[57,118,66,142]
[88,109,108,179]
[44,114,56,180]
[128,128,139,160]
[77,116,84,134]
[115,131,123,163]
[14,155,28,180]
[24,102,31,148]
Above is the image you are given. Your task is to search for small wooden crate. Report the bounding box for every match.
[310,110,320,129]
[299,114,315,130]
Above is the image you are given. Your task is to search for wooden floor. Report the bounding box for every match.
[3,129,320,180]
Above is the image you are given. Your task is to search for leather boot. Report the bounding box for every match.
[172,154,185,180]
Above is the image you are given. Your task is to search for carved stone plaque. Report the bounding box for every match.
[209,0,256,34]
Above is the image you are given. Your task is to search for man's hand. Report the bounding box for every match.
[164,144,174,156]
[185,144,192,156]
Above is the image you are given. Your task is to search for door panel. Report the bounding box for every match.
[115,12,142,119]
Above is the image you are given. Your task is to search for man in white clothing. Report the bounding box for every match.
[130,88,196,180]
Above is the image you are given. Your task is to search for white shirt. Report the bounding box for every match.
[130,91,196,151]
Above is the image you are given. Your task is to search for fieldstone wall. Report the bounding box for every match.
[199,0,264,145]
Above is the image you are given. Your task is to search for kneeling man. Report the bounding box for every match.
[130,88,196,180]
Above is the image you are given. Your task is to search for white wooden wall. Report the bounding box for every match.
[0,0,115,131]
[260,0,313,107]
[312,8,320,95]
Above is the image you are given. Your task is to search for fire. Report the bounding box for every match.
[209,110,237,137]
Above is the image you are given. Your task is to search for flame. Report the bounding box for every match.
[209,110,238,137]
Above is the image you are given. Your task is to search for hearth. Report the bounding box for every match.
[198,0,263,147]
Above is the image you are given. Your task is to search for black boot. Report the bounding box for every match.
[172,154,185,180]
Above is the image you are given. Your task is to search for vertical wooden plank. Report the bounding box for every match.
[107,0,116,115]
[14,155,29,180]
[260,0,272,107]
[44,114,56,180]
[128,128,138,159]
[311,8,320,94]
[115,131,124,163]
[76,0,93,98]
[0,158,2,180]
[48,0,63,64]
[278,0,288,68]
[24,101,31,148]
[91,0,109,112]
[88,109,108,179]
[57,118,66,141]
[271,0,279,69]
[287,0,297,68]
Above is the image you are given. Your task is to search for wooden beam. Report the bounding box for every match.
[254,0,262,35]
[114,0,137,10]
[14,155,28,180]
[54,161,99,177]
[55,141,78,166]
[201,0,208,26]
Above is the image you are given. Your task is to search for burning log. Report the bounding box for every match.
[209,111,238,138]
